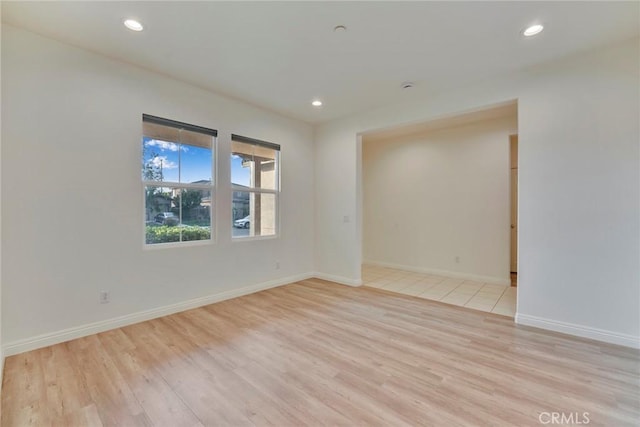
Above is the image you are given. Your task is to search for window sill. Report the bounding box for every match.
[143,239,214,250]
[232,234,278,243]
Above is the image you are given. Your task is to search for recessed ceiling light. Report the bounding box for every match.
[312,100,323,107]
[124,19,144,32]
[401,82,415,90]
[523,24,544,37]
[334,25,347,33]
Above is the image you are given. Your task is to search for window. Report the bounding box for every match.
[142,114,216,245]
[231,134,280,238]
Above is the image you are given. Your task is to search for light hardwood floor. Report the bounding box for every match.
[2,279,639,426]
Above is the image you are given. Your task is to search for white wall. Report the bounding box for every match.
[363,116,517,283]
[315,38,640,347]
[1,26,315,350]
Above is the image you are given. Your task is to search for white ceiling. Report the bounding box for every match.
[2,1,638,124]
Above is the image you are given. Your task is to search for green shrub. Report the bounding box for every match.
[145,225,210,244]
[181,226,211,241]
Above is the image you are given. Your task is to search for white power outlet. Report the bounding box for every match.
[99,291,110,304]
[455,256,460,264]
[275,261,280,270]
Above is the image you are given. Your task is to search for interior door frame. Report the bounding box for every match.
[509,134,518,278]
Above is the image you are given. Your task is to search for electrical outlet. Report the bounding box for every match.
[455,256,460,264]
[99,291,110,304]
[275,261,280,270]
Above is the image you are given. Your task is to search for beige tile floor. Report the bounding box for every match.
[362,265,516,317]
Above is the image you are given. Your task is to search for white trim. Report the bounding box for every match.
[232,234,278,243]
[515,313,640,349]
[142,181,212,190]
[231,185,278,195]
[143,238,213,250]
[0,350,4,395]
[313,272,362,287]
[364,260,510,286]
[3,272,314,357]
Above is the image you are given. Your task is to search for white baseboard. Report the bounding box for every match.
[364,260,510,286]
[3,272,314,357]
[515,313,640,349]
[313,272,362,287]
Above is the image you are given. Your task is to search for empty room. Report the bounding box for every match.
[1,2,639,426]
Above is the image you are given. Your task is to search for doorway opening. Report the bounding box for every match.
[360,101,518,317]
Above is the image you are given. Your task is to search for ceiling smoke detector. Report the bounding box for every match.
[333,25,347,33]
[401,82,415,90]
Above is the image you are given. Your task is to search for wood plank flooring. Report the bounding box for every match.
[2,279,639,426]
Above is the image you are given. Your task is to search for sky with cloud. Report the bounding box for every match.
[143,137,250,186]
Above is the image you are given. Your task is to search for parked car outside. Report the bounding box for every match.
[234,215,250,229]
[155,212,179,226]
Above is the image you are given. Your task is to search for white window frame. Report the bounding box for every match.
[142,114,217,248]
[231,134,280,241]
